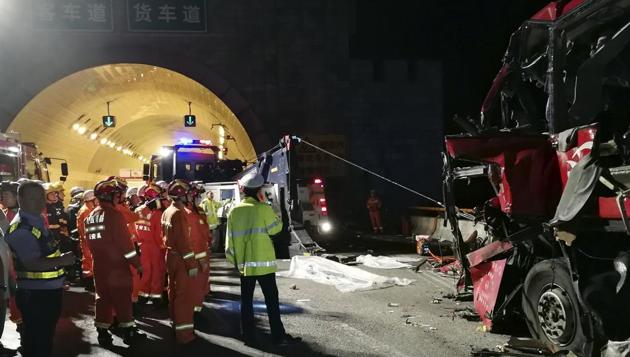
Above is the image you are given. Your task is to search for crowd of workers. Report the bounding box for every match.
[0,172,298,356]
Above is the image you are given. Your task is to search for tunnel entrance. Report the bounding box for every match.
[9,63,257,189]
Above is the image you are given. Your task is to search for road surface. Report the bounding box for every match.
[0,248,512,356]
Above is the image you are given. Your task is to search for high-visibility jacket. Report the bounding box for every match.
[199,198,223,229]
[225,197,282,276]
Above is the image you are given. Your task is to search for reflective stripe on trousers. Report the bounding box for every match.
[174,323,194,331]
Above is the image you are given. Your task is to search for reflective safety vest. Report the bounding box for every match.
[8,221,65,281]
[225,197,282,276]
[200,198,223,229]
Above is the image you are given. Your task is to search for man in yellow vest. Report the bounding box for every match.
[199,191,222,230]
[226,172,301,347]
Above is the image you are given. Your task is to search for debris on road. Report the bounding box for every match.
[296,299,311,303]
[431,298,442,304]
[356,254,413,269]
[388,302,400,307]
[289,284,299,290]
[277,256,414,292]
[602,339,630,357]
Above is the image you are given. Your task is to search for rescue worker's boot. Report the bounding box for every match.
[122,327,147,346]
[97,328,113,347]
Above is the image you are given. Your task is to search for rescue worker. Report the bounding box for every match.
[186,182,211,317]
[0,181,19,222]
[226,172,300,347]
[44,183,68,250]
[65,186,84,282]
[162,179,198,345]
[126,187,142,211]
[76,190,98,286]
[0,182,23,343]
[366,189,384,233]
[108,177,142,304]
[156,181,171,208]
[0,181,24,352]
[86,179,145,346]
[5,181,75,357]
[134,183,165,305]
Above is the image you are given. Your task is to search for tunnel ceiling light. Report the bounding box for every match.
[89,133,98,140]
[100,138,107,145]
[77,126,87,135]
[108,142,115,148]
[72,123,80,131]
[159,147,172,157]
[116,146,122,151]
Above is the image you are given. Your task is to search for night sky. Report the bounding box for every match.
[350,0,550,132]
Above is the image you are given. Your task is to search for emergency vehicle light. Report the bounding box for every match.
[314,178,322,184]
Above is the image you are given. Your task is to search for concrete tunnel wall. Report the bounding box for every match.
[7,64,258,191]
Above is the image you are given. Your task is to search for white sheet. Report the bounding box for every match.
[277,256,414,293]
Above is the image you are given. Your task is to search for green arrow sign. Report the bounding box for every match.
[102,115,116,128]
[184,114,196,127]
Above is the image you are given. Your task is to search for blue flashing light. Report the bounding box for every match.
[179,138,194,145]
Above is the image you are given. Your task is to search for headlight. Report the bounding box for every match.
[320,221,332,233]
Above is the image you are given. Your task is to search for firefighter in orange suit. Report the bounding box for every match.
[186,182,211,318]
[134,183,165,305]
[366,189,383,233]
[162,179,198,345]
[108,177,142,304]
[86,179,145,347]
[76,190,98,283]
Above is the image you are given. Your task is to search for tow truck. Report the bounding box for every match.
[443,1,630,355]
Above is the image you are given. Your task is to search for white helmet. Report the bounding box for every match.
[239,172,264,189]
[156,180,168,190]
[126,187,138,197]
[82,190,96,202]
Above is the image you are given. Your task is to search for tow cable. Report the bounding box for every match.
[292,136,474,221]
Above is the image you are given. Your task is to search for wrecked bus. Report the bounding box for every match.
[444,0,630,355]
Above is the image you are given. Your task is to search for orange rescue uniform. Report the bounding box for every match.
[185,207,211,312]
[77,204,95,278]
[134,204,165,299]
[117,204,141,302]
[85,202,141,329]
[162,204,197,344]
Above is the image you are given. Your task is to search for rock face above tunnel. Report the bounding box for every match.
[0,0,443,204]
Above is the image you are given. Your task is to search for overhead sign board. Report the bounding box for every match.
[102,115,116,128]
[184,115,196,127]
[127,0,207,32]
[31,0,114,32]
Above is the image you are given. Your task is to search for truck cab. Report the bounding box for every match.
[147,139,243,182]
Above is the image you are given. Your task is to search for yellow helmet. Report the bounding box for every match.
[49,181,65,192]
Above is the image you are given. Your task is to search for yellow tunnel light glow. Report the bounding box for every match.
[89,133,98,140]
[100,138,107,145]
[72,123,80,131]
[77,126,87,135]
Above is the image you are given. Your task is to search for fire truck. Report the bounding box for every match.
[0,132,60,182]
[443,1,630,355]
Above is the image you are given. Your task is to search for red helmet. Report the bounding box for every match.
[167,179,190,199]
[189,181,205,198]
[143,183,162,200]
[107,176,128,192]
[94,179,121,201]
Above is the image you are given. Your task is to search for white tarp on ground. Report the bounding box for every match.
[277,256,414,293]
[356,254,413,269]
